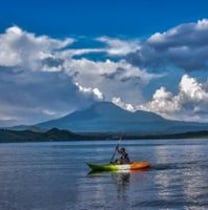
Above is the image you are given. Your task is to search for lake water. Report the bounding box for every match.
[0,139,208,210]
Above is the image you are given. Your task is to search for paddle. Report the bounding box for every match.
[110,137,122,163]
[110,144,119,163]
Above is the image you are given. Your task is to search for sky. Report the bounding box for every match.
[1,0,208,126]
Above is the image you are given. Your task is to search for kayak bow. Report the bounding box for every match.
[87,161,150,172]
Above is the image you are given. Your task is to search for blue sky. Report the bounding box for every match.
[1,0,208,37]
[1,0,208,126]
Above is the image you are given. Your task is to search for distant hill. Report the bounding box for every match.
[0,128,84,142]
[35,102,208,134]
[1,128,208,143]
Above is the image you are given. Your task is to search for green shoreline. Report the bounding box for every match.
[0,128,208,143]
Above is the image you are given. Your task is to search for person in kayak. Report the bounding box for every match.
[115,146,130,164]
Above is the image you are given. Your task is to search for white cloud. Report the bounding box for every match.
[75,82,104,100]
[139,86,180,117]
[0,25,75,68]
[0,26,163,126]
[63,58,160,106]
[112,97,135,112]
[139,74,208,122]
[97,36,140,56]
[7,24,208,124]
[111,74,208,122]
[196,19,208,30]
[179,74,208,102]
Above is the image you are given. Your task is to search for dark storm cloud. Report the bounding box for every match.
[0,68,96,125]
[127,19,208,71]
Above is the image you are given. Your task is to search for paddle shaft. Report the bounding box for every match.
[110,138,122,163]
[110,144,118,163]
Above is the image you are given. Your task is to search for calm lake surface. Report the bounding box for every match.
[0,139,208,210]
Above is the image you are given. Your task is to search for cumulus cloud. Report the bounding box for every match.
[75,82,104,100]
[0,25,74,69]
[139,74,208,122]
[112,97,135,112]
[127,19,208,71]
[63,58,161,105]
[3,22,208,126]
[0,25,161,126]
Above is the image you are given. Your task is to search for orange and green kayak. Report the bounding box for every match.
[87,161,150,172]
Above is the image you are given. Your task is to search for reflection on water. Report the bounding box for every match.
[151,143,208,209]
[88,171,130,198]
[0,139,208,210]
[87,171,131,210]
[113,173,130,201]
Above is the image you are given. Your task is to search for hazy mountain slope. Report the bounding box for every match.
[36,102,208,133]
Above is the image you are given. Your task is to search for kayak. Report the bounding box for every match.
[87,161,150,172]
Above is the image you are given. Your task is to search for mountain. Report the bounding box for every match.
[36,102,208,134]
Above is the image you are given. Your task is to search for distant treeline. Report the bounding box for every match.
[0,128,208,143]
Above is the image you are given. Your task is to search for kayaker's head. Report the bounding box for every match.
[119,147,125,153]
